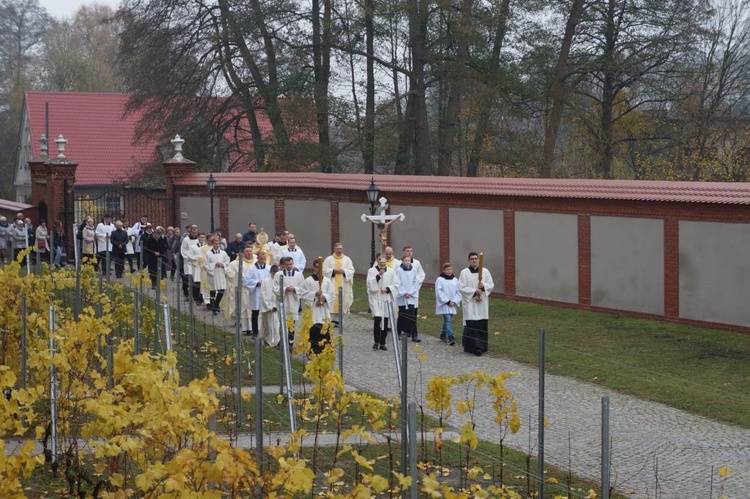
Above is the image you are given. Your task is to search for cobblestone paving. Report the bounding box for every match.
[336,312,750,498]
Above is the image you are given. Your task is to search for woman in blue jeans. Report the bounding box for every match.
[52,220,66,267]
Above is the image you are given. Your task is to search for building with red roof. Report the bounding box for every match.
[14,92,161,203]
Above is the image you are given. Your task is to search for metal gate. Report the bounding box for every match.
[73,187,170,227]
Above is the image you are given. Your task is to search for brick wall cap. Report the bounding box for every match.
[172,172,750,205]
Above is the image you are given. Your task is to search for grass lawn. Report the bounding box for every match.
[350,278,750,428]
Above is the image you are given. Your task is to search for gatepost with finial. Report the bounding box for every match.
[162,134,197,228]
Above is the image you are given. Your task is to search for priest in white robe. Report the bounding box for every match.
[458,251,495,356]
[366,254,399,351]
[203,236,231,315]
[275,256,305,341]
[301,259,335,354]
[322,242,355,318]
[242,250,270,336]
[259,265,280,347]
[225,246,256,324]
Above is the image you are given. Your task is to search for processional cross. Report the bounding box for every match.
[361,197,405,264]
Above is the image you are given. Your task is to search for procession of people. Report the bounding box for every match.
[5,210,495,358]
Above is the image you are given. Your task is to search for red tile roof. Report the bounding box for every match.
[173,172,750,204]
[24,92,159,186]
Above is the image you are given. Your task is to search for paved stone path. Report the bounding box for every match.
[150,280,750,498]
[332,312,750,499]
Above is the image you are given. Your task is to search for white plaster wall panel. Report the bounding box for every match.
[515,211,578,303]
[338,201,372,275]
[180,196,218,233]
[590,216,664,314]
[389,205,440,280]
[679,221,750,326]
[284,200,332,268]
[228,198,275,240]
[449,208,504,289]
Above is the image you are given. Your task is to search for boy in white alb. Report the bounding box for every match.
[259,265,281,347]
[435,262,460,345]
[301,259,335,354]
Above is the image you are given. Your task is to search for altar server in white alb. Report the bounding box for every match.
[259,264,281,347]
[301,258,335,354]
[458,252,494,356]
[275,256,306,341]
[281,233,306,273]
[395,255,421,342]
[366,253,400,351]
[322,242,355,320]
[181,225,203,306]
[225,245,256,324]
[401,246,425,337]
[203,235,231,315]
[242,250,270,336]
[435,262,461,346]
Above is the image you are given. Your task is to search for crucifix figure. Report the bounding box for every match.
[361,197,405,264]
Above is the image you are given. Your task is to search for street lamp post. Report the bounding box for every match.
[366,178,380,266]
[207,173,217,233]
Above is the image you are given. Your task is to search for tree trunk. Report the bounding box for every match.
[597,0,618,179]
[466,0,511,177]
[312,0,333,172]
[401,0,432,175]
[363,0,375,174]
[437,0,474,176]
[540,0,584,178]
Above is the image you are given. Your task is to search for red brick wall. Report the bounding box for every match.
[172,181,750,332]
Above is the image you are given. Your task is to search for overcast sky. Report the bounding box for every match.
[39,0,121,20]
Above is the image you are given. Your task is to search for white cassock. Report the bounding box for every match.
[458,267,495,320]
[180,237,202,282]
[395,265,419,307]
[281,246,307,273]
[203,249,231,291]
[259,275,280,347]
[274,270,305,326]
[411,258,426,308]
[95,222,114,252]
[269,242,287,265]
[225,256,255,322]
[301,275,335,324]
[322,254,355,315]
[244,262,271,311]
[199,244,211,303]
[366,266,399,318]
[435,275,461,315]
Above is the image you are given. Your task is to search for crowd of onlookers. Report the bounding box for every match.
[0,212,66,267]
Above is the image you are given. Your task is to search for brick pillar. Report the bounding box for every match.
[664,217,679,318]
[275,198,285,234]
[439,205,450,265]
[29,156,49,221]
[503,210,515,296]
[219,195,229,234]
[46,160,77,227]
[578,213,591,306]
[330,201,339,247]
[163,135,197,228]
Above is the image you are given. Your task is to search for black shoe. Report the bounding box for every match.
[243,331,252,336]
[449,340,456,346]
[475,349,483,357]
[440,336,447,343]
[379,344,387,351]
[373,343,379,350]
[212,309,219,316]
[412,337,421,343]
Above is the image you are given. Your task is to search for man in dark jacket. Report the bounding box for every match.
[226,232,244,261]
[110,221,129,278]
[144,227,169,289]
